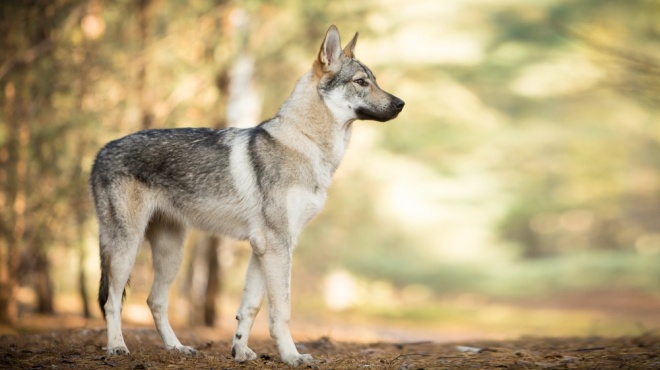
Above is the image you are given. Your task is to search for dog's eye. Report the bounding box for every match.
[354,78,368,87]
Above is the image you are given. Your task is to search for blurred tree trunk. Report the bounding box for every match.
[138,0,154,129]
[0,78,22,324]
[73,1,101,318]
[182,2,232,325]
[0,29,32,322]
[200,66,231,327]
[75,138,92,319]
[203,235,221,326]
[0,4,52,323]
[1,71,30,324]
[192,7,262,328]
[79,257,91,318]
[0,1,79,321]
[33,251,54,314]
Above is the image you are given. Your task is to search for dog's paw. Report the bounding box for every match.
[282,353,314,367]
[231,345,257,362]
[168,345,198,355]
[107,346,130,356]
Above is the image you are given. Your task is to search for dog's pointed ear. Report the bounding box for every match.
[318,25,342,72]
[343,32,358,58]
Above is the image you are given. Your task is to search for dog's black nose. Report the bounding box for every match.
[392,97,405,112]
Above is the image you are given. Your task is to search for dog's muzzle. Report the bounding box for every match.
[355,94,405,122]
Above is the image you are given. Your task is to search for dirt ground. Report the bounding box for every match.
[1,326,659,369]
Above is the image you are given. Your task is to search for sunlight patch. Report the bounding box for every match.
[324,270,358,311]
[510,56,603,98]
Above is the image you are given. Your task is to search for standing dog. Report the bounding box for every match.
[91,25,404,366]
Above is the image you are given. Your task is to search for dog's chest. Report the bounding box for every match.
[286,187,327,237]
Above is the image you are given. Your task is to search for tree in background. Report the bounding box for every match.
[0,0,82,323]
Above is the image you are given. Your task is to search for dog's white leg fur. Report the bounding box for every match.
[231,252,264,362]
[104,234,141,355]
[102,189,154,356]
[260,245,313,366]
[146,221,197,355]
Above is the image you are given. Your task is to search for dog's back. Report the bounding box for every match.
[92,128,234,195]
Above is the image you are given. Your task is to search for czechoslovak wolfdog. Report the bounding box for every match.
[91,24,404,366]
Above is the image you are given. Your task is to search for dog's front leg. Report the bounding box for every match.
[231,252,264,362]
[260,246,313,366]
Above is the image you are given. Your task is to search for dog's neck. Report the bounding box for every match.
[267,70,354,175]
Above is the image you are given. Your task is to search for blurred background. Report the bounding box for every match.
[1,0,659,342]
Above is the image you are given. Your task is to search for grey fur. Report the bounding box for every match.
[91,24,403,366]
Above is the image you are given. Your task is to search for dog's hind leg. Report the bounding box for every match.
[145,217,196,355]
[99,223,144,355]
[231,252,265,362]
[96,179,157,356]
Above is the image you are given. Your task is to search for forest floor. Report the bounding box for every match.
[1,326,659,369]
[2,289,660,369]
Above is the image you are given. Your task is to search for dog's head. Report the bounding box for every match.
[313,25,404,123]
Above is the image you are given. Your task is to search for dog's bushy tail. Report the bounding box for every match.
[98,250,127,320]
